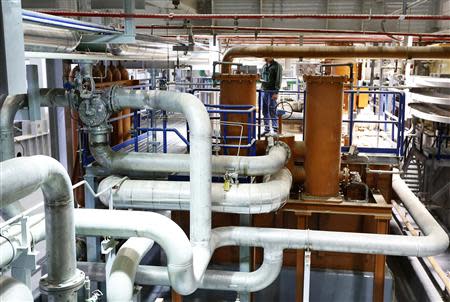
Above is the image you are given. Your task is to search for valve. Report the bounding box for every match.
[224,170,239,192]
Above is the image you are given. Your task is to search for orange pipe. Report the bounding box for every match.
[304,75,346,197]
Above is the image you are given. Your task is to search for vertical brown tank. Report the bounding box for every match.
[118,63,132,141]
[304,75,346,198]
[215,73,259,155]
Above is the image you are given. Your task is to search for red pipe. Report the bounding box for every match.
[137,24,450,39]
[37,10,450,21]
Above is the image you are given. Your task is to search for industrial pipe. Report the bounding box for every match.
[98,168,292,214]
[36,10,450,21]
[0,89,69,162]
[89,140,289,177]
[221,46,450,73]
[24,22,81,53]
[0,213,46,268]
[108,237,154,301]
[0,276,33,301]
[75,173,448,293]
[74,209,202,295]
[0,156,84,301]
[140,25,450,39]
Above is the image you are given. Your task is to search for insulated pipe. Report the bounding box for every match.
[98,168,292,214]
[0,213,46,268]
[89,139,289,176]
[0,276,33,301]
[0,89,69,162]
[78,247,283,293]
[74,209,198,295]
[221,46,450,73]
[24,22,81,53]
[0,156,84,301]
[108,237,154,301]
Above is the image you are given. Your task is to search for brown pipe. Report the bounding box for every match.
[304,75,346,197]
[221,45,450,73]
[38,10,450,21]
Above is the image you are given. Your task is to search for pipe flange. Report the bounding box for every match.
[106,84,121,112]
[39,269,85,296]
[78,95,110,127]
[267,140,291,163]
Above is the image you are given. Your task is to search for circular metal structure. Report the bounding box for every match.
[409,102,450,124]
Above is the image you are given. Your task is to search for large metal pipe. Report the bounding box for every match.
[304,75,345,197]
[0,276,33,301]
[75,174,447,293]
[98,168,292,214]
[0,156,84,301]
[89,141,289,177]
[106,87,213,254]
[108,237,154,301]
[0,89,69,162]
[74,209,200,295]
[221,46,450,73]
[23,22,81,53]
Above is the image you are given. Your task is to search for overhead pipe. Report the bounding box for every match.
[22,9,118,34]
[0,276,33,302]
[221,45,450,73]
[37,10,450,21]
[141,25,450,39]
[108,237,155,301]
[23,22,81,53]
[98,168,292,214]
[0,156,84,301]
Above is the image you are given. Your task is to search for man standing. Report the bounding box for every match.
[261,57,283,135]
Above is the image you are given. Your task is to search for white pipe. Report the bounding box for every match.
[98,168,292,214]
[109,88,213,250]
[0,276,33,301]
[0,213,46,268]
[74,209,198,295]
[90,141,289,176]
[108,237,154,301]
[0,156,84,301]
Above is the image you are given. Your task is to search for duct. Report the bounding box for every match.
[22,9,118,34]
[0,156,84,301]
[97,168,292,214]
[24,22,81,53]
[0,276,33,302]
[74,209,199,295]
[0,213,46,268]
[108,237,154,301]
[0,88,69,162]
[221,46,450,73]
[90,135,289,176]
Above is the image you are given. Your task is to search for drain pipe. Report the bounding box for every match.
[0,276,33,301]
[0,156,85,301]
[108,237,154,301]
[98,168,292,214]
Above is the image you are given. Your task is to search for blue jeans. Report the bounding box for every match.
[262,91,278,131]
